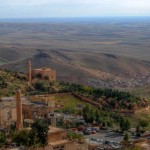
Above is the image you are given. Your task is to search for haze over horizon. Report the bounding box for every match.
[0,0,150,18]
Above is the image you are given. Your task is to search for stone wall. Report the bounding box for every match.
[22,104,53,119]
[0,108,17,127]
[29,96,55,108]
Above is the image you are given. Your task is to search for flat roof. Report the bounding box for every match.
[33,68,53,71]
[48,126,65,134]
[49,140,69,146]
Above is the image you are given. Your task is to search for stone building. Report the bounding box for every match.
[0,92,55,128]
[32,67,56,81]
[0,97,17,127]
[47,126,88,150]
[27,61,56,82]
[48,126,67,143]
[22,102,53,119]
[29,95,55,108]
[0,94,88,150]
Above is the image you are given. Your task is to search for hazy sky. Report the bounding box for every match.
[0,0,150,18]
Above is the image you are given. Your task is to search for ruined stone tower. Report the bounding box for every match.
[16,90,23,130]
[27,60,32,82]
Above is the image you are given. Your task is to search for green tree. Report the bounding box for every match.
[107,120,114,128]
[31,119,49,147]
[90,109,96,123]
[13,119,49,148]
[139,119,149,129]
[12,129,29,146]
[95,109,101,123]
[120,117,125,131]
[136,125,141,137]
[124,119,131,131]
[120,118,131,131]
[124,132,129,142]
[83,105,91,123]
[0,131,6,147]
[34,82,46,91]
[67,131,84,141]
[0,76,7,88]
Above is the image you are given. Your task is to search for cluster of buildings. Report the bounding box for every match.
[1,61,150,150]
[0,61,88,150]
[0,90,88,150]
[0,90,55,129]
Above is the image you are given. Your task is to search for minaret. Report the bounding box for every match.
[16,90,23,130]
[27,60,32,82]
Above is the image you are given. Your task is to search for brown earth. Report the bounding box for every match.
[0,21,150,89]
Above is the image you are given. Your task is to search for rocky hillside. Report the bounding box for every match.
[1,50,150,89]
[29,80,149,111]
[0,69,149,111]
[0,70,27,96]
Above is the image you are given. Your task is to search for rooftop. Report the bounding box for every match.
[49,140,69,146]
[48,126,65,134]
[33,67,53,71]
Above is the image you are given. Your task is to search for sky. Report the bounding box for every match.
[0,0,150,18]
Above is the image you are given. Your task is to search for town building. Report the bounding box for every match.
[27,61,56,82]
[0,92,88,150]
[47,126,88,150]
[32,67,56,81]
[0,98,16,127]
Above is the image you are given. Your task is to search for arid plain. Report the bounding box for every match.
[0,19,150,93]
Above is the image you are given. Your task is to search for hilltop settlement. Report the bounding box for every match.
[0,61,150,150]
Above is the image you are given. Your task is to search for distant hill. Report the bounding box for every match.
[1,50,150,89]
[0,22,150,88]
